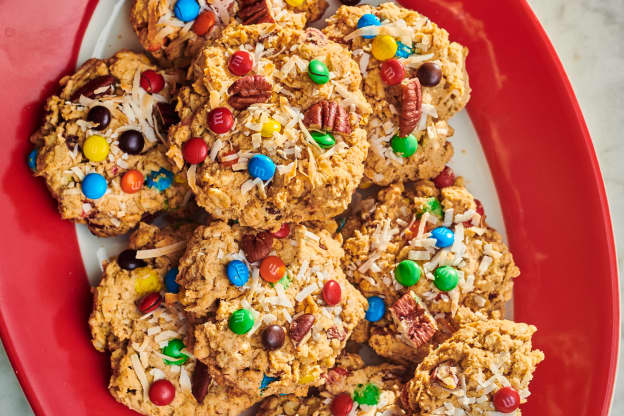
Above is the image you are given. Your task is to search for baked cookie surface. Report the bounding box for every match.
[342,176,518,363]
[401,319,544,415]
[324,3,471,185]
[30,51,190,237]
[130,0,328,67]
[168,24,371,229]
[176,221,367,398]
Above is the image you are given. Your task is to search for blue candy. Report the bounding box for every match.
[260,374,279,391]
[357,14,381,39]
[81,173,107,199]
[431,226,455,248]
[146,168,173,191]
[395,41,413,58]
[27,148,38,171]
[365,296,385,322]
[227,260,250,287]
[165,267,180,293]
[174,0,200,22]
[248,155,276,181]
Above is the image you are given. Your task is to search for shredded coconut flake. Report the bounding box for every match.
[136,241,186,259]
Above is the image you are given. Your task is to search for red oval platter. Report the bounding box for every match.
[0,0,618,415]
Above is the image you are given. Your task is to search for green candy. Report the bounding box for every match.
[418,197,443,218]
[229,308,254,334]
[270,273,292,289]
[434,266,459,291]
[308,59,330,84]
[310,131,335,149]
[353,383,380,405]
[162,338,189,365]
[390,134,418,157]
[395,260,421,287]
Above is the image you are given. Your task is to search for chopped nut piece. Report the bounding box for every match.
[390,291,437,348]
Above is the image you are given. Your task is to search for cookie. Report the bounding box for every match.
[130,0,328,67]
[30,51,190,237]
[259,354,407,416]
[175,221,367,398]
[401,319,544,415]
[167,23,372,229]
[342,176,519,363]
[324,3,471,185]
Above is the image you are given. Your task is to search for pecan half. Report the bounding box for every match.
[237,0,274,25]
[431,361,459,390]
[326,326,346,341]
[240,231,273,263]
[304,28,328,46]
[399,78,422,137]
[303,100,352,135]
[289,313,315,343]
[390,292,437,348]
[70,75,116,101]
[227,75,272,110]
[192,361,212,403]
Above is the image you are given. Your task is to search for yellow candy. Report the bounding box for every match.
[134,267,163,296]
[285,0,304,7]
[261,119,282,138]
[298,373,315,384]
[83,135,110,162]
[371,35,398,61]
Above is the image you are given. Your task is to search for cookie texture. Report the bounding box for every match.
[324,3,471,185]
[401,320,544,415]
[168,24,372,229]
[342,178,518,363]
[30,51,189,236]
[176,222,367,398]
[259,354,407,416]
[130,0,327,67]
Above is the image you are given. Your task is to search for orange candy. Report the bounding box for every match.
[121,169,144,194]
[192,11,216,36]
[260,256,286,283]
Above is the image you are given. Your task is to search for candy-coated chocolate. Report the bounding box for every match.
[192,11,215,36]
[86,106,111,130]
[322,280,342,306]
[271,223,290,238]
[365,296,385,322]
[27,148,38,171]
[421,197,443,218]
[226,260,250,287]
[229,308,254,334]
[493,387,520,413]
[311,131,335,149]
[353,383,380,405]
[121,169,144,194]
[357,14,380,39]
[390,134,417,157]
[395,260,421,287]
[434,266,458,291]
[137,292,162,314]
[395,41,412,58]
[417,62,443,87]
[261,325,285,350]
[118,249,147,271]
[308,59,330,84]
[149,379,175,406]
[261,119,281,138]
[182,137,208,164]
[260,256,286,283]
[140,70,165,94]
[285,0,304,6]
[371,35,397,61]
[248,154,276,181]
[118,130,145,155]
[207,107,234,134]
[331,392,354,416]
[81,173,107,199]
[145,168,173,191]
[174,0,200,22]
[433,166,455,188]
[380,58,405,85]
[219,149,239,167]
[260,374,279,390]
[83,135,109,162]
[228,50,253,76]
[162,338,189,365]
[431,226,454,248]
[164,267,180,293]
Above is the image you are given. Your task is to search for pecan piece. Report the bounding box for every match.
[303,100,351,134]
[304,28,328,46]
[70,75,116,101]
[390,291,437,348]
[431,361,459,390]
[289,313,315,343]
[399,78,422,137]
[227,75,272,110]
[237,0,274,25]
[240,231,273,263]
[326,325,346,341]
[153,102,180,133]
[324,367,348,384]
[192,361,212,403]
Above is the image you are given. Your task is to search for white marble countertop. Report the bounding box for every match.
[1,0,622,414]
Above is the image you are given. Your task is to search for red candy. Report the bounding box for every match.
[140,70,165,94]
[322,280,342,306]
[149,379,175,406]
[207,107,234,134]
[219,149,239,166]
[463,199,485,227]
[380,58,405,85]
[228,51,254,76]
[330,392,353,416]
[433,166,455,188]
[137,292,162,314]
[271,223,290,239]
[183,137,208,164]
[493,387,520,413]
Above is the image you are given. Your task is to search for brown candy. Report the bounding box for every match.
[399,78,422,137]
[240,231,273,263]
[289,313,315,343]
[191,361,212,403]
[389,292,437,349]
[237,0,274,25]
[303,100,352,135]
[70,75,116,101]
[227,75,272,110]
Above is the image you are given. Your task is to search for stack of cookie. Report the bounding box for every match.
[28,1,544,415]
